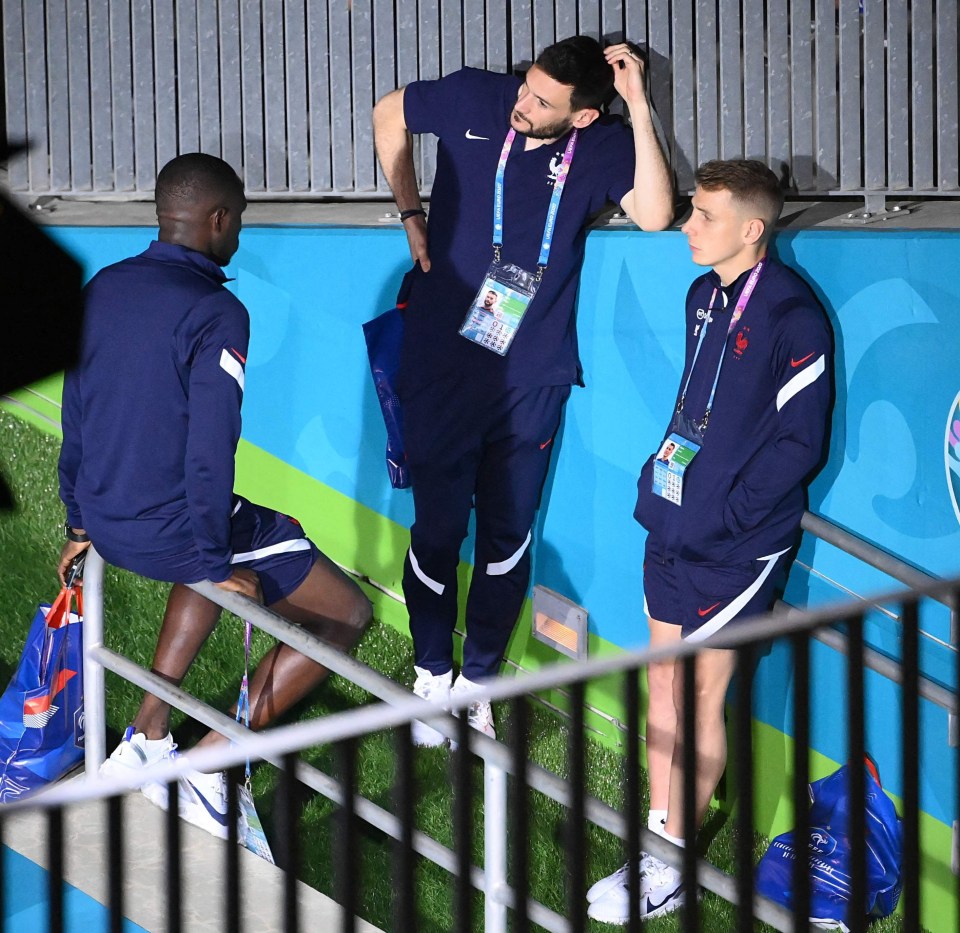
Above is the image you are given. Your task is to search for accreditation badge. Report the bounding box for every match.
[651,432,701,506]
[459,262,539,356]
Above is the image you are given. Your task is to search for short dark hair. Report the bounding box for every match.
[535,36,614,112]
[694,159,784,239]
[155,153,244,211]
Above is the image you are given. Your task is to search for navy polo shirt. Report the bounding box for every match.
[400,67,635,394]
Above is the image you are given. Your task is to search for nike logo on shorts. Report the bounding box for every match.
[465,129,489,140]
[697,602,721,617]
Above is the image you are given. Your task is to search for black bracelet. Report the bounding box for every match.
[64,524,90,543]
[399,208,427,222]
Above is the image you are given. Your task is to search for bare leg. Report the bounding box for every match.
[645,617,682,813]
[663,647,737,837]
[193,552,372,751]
[131,584,223,739]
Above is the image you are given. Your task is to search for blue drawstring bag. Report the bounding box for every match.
[363,273,414,489]
[756,759,903,928]
[0,583,85,801]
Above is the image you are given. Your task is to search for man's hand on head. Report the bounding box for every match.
[604,43,650,109]
[215,568,263,603]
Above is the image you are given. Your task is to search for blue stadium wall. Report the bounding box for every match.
[36,222,960,927]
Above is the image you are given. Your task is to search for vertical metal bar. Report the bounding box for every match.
[284,0,309,191]
[624,668,641,933]
[555,0,576,39]
[532,0,557,58]
[23,1,50,192]
[910,0,934,190]
[279,753,300,933]
[511,696,530,933]
[153,0,177,176]
[240,1,265,191]
[681,654,699,930]
[485,0,509,73]
[448,0,468,71]
[885,0,910,190]
[454,711,472,933]
[838,0,863,191]
[734,644,754,931]
[846,612,866,933]
[814,0,838,191]
[672,0,696,190]
[166,780,182,933]
[329,0,355,193]
[393,724,415,932]
[416,0,440,190]
[862,0,886,191]
[717,0,743,161]
[47,807,64,933]
[66,0,92,192]
[694,0,718,169]
[900,599,921,931]
[225,766,242,933]
[45,2,71,191]
[351,0,375,192]
[197,0,223,158]
[338,739,358,933]
[174,0,199,156]
[576,0,599,45]
[82,547,106,775]
[372,0,397,194]
[307,0,331,192]
[789,0,813,190]
[219,0,244,175]
[511,0,534,68]
[791,632,811,929]
[742,0,766,164]
[567,680,586,933]
[646,0,674,184]
[263,0,288,191]
[766,0,790,180]
[2,0,29,190]
[132,0,158,192]
[483,760,509,933]
[108,795,124,933]
[936,0,959,191]
[109,0,135,191]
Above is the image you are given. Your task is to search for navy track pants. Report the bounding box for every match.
[402,378,570,679]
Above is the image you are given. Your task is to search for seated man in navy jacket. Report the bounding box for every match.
[57,153,371,839]
[588,160,832,923]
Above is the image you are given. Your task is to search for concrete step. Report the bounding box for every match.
[3,778,384,933]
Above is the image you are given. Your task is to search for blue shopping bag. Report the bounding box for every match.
[756,758,903,927]
[363,301,409,489]
[0,583,84,801]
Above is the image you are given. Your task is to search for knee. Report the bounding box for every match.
[349,590,374,634]
[647,660,676,707]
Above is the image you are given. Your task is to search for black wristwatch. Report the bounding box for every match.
[64,523,90,543]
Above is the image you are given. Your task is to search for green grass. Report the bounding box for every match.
[0,410,910,932]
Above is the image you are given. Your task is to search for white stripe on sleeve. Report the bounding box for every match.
[219,349,245,392]
[776,354,825,411]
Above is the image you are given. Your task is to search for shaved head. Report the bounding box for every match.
[155,153,244,214]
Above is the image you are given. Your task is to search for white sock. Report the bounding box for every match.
[647,809,668,834]
[661,826,685,848]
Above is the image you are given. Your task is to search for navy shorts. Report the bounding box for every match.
[643,536,790,642]
[228,496,319,605]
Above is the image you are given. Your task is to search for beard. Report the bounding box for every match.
[510,110,574,141]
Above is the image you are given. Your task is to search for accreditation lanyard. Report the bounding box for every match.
[676,259,765,434]
[491,127,578,273]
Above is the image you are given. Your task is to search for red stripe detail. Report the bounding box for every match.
[22,669,77,715]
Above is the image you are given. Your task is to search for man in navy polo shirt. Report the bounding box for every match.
[373,36,673,744]
[58,153,372,838]
[587,160,832,923]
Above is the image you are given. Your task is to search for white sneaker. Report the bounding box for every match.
[140,753,233,841]
[98,726,176,781]
[450,673,496,746]
[411,666,452,746]
[587,855,685,924]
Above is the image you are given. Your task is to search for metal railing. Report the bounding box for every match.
[0,539,939,931]
[3,549,957,930]
[3,0,957,202]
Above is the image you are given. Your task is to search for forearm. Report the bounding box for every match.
[373,91,422,212]
[621,97,673,231]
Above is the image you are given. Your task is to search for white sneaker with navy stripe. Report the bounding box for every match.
[587,855,686,924]
[98,726,176,781]
[140,753,233,841]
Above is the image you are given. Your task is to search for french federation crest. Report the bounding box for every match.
[947,390,960,527]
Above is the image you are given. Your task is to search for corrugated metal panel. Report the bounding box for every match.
[1,0,956,199]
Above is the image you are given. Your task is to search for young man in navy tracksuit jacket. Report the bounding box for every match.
[58,154,371,840]
[587,160,832,924]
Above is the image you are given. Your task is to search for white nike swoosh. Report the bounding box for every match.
[465,129,490,140]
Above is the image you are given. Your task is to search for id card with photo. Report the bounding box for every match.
[651,433,701,506]
[460,262,538,356]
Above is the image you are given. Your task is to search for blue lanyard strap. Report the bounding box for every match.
[676,259,765,433]
[492,127,578,273]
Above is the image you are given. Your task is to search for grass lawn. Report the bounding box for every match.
[0,410,907,932]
